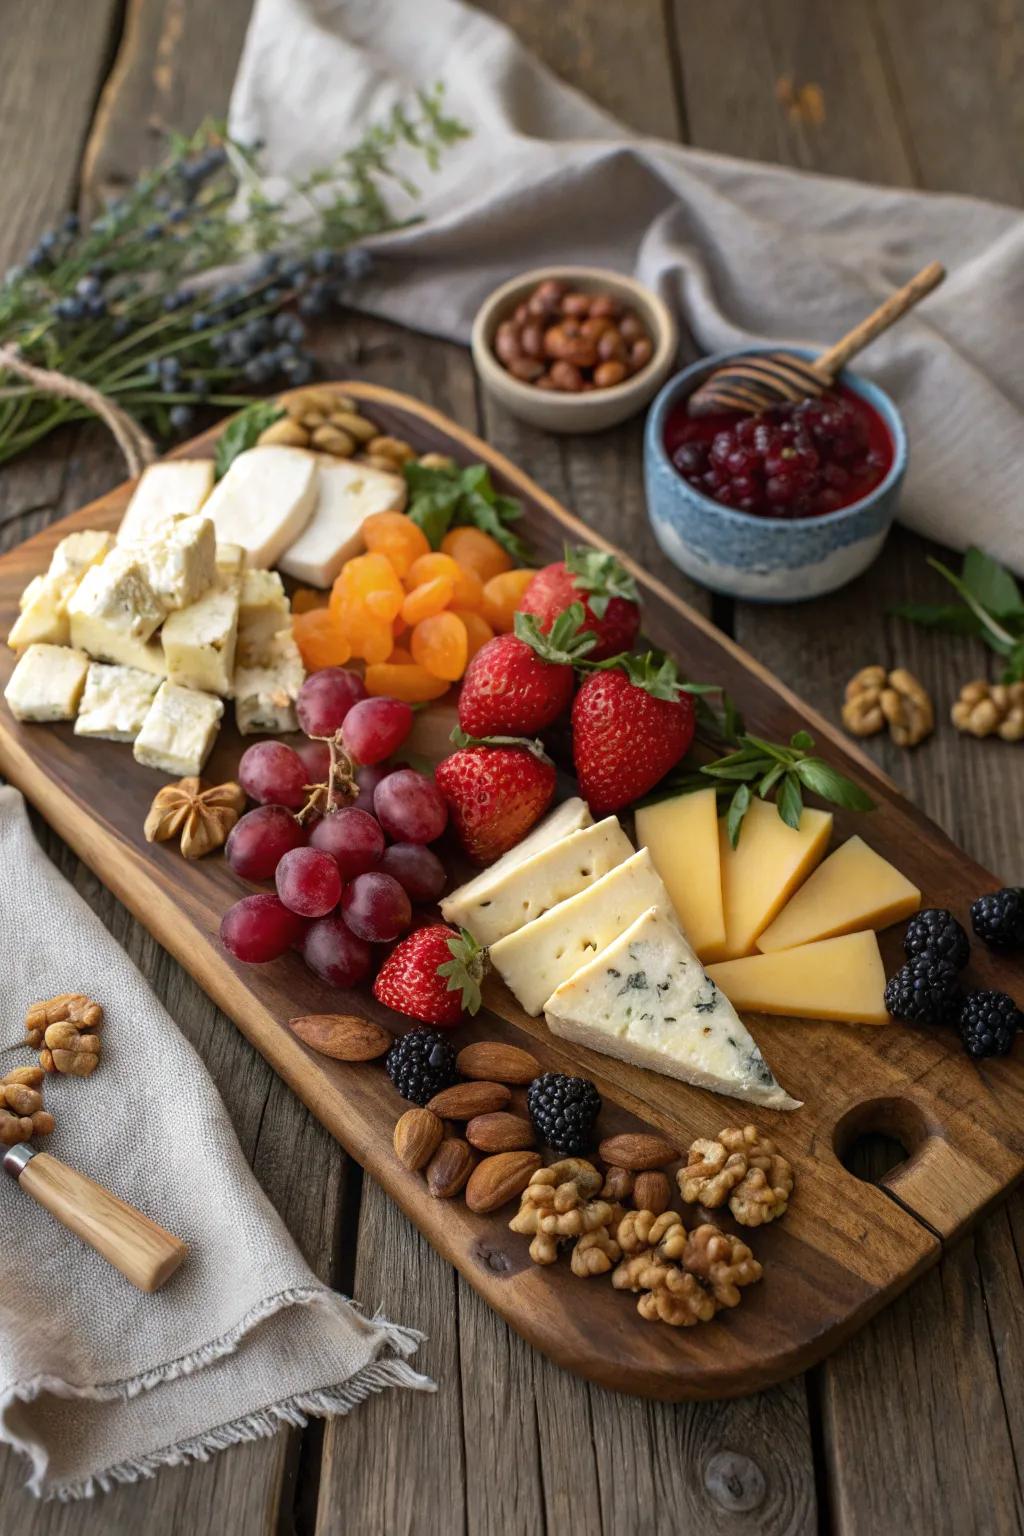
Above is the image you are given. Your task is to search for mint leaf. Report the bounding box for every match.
[726,783,752,848]
[794,757,875,811]
[404,459,530,560]
[889,601,983,637]
[928,558,1020,653]
[215,401,283,478]
[777,773,804,830]
[962,547,1024,618]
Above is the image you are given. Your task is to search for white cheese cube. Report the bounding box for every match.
[74,663,162,742]
[133,682,223,775]
[8,576,71,650]
[5,643,89,722]
[142,515,216,611]
[117,460,215,545]
[161,580,240,695]
[489,847,669,1016]
[215,543,245,580]
[545,906,800,1111]
[202,446,318,569]
[236,569,290,666]
[233,630,305,735]
[277,456,406,587]
[441,817,634,948]
[48,529,114,583]
[68,549,167,650]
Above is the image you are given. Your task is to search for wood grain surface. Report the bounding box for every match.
[3,0,1023,1530]
[0,382,1019,1403]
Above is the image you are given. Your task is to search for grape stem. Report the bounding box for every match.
[296,730,359,823]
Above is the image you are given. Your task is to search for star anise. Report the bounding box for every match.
[144,776,246,859]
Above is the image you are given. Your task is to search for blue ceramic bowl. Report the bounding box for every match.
[643,347,907,602]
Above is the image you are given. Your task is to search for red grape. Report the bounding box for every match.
[379,842,447,903]
[221,893,306,963]
[353,762,390,814]
[296,668,367,738]
[341,871,412,942]
[226,805,306,882]
[302,915,372,988]
[296,738,332,783]
[238,740,308,809]
[275,846,342,917]
[310,806,385,878]
[341,697,414,765]
[374,768,448,844]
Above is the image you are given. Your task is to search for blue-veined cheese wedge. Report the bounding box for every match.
[544,904,801,1111]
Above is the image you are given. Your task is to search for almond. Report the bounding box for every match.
[426,1137,476,1198]
[633,1170,671,1215]
[426,1081,511,1119]
[289,1014,391,1062]
[465,1112,535,1153]
[465,1151,542,1214]
[598,1132,677,1171]
[393,1108,444,1171]
[455,1041,540,1086]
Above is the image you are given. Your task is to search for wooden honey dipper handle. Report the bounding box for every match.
[5,1147,188,1292]
[813,260,945,380]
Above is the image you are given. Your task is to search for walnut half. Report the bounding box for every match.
[842,665,933,748]
[679,1125,794,1228]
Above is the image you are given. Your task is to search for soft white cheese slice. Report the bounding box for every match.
[441,798,593,925]
[277,455,406,587]
[202,446,318,569]
[489,847,669,1017]
[442,817,635,948]
[74,663,161,742]
[545,905,800,1111]
[117,460,215,545]
[4,643,90,722]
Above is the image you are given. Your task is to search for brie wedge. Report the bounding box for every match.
[202,446,318,568]
[489,847,669,1017]
[5,643,90,722]
[117,460,215,545]
[545,905,801,1111]
[441,798,593,928]
[278,456,406,586]
[133,682,223,775]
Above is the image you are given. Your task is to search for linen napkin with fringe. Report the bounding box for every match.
[230,0,1024,574]
[0,786,432,1500]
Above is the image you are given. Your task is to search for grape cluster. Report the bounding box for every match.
[220,667,449,989]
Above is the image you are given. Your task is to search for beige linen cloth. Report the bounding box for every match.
[0,787,431,1500]
[231,0,1024,573]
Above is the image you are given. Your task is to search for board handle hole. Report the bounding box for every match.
[832,1097,930,1184]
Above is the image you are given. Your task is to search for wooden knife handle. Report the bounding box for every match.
[15,1150,187,1292]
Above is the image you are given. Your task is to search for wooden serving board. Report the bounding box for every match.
[0,383,1021,1402]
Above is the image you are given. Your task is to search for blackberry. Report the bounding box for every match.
[970,888,1024,953]
[527,1072,602,1154]
[884,954,962,1027]
[903,908,969,970]
[385,1028,457,1105]
[958,990,1022,1060]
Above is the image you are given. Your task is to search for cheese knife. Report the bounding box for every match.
[4,1144,188,1292]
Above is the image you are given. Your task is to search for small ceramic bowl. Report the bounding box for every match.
[471,265,677,434]
[643,347,908,602]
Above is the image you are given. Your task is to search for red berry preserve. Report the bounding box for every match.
[665,385,893,520]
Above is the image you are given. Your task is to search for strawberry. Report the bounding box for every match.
[572,654,695,815]
[373,924,484,1028]
[519,546,640,661]
[457,603,594,737]
[435,736,557,864]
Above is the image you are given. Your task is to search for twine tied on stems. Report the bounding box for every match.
[0,345,157,479]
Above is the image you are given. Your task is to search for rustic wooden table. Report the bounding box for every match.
[2,2,1022,1531]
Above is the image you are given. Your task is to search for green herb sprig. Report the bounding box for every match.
[403,459,529,561]
[891,547,1024,683]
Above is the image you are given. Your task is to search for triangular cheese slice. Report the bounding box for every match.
[544,905,801,1111]
[441,797,592,927]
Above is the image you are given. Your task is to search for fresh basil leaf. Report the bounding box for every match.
[408,493,456,549]
[463,491,530,561]
[759,763,785,797]
[962,547,1024,618]
[726,783,752,848]
[794,756,875,811]
[777,773,804,829]
[889,601,984,637]
[701,761,766,782]
[215,401,283,478]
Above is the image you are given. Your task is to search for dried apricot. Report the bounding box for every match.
[406,551,462,590]
[387,645,414,665]
[354,620,396,665]
[365,663,450,703]
[452,608,494,660]
[401,575,455,626]
[441,526,513,582]
[293,609,352,671]
[481,568,536,633]
[292,587,328,615]
[362,511,430,578]
[450,563,484,610]
[411,612,469,681]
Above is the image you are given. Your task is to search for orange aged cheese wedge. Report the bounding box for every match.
[756,836,921,953]
[635,787,725,959]
[702,797,833,963]
[706,931,890,1026]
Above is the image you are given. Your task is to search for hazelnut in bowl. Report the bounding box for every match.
[644,347,908,602]
[471,266,677,434]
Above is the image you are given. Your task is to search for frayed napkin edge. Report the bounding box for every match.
[1,1286,435,1500]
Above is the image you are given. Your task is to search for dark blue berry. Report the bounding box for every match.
[340,248,373,282]
[75,274,102,299]
[169,404,195,433]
